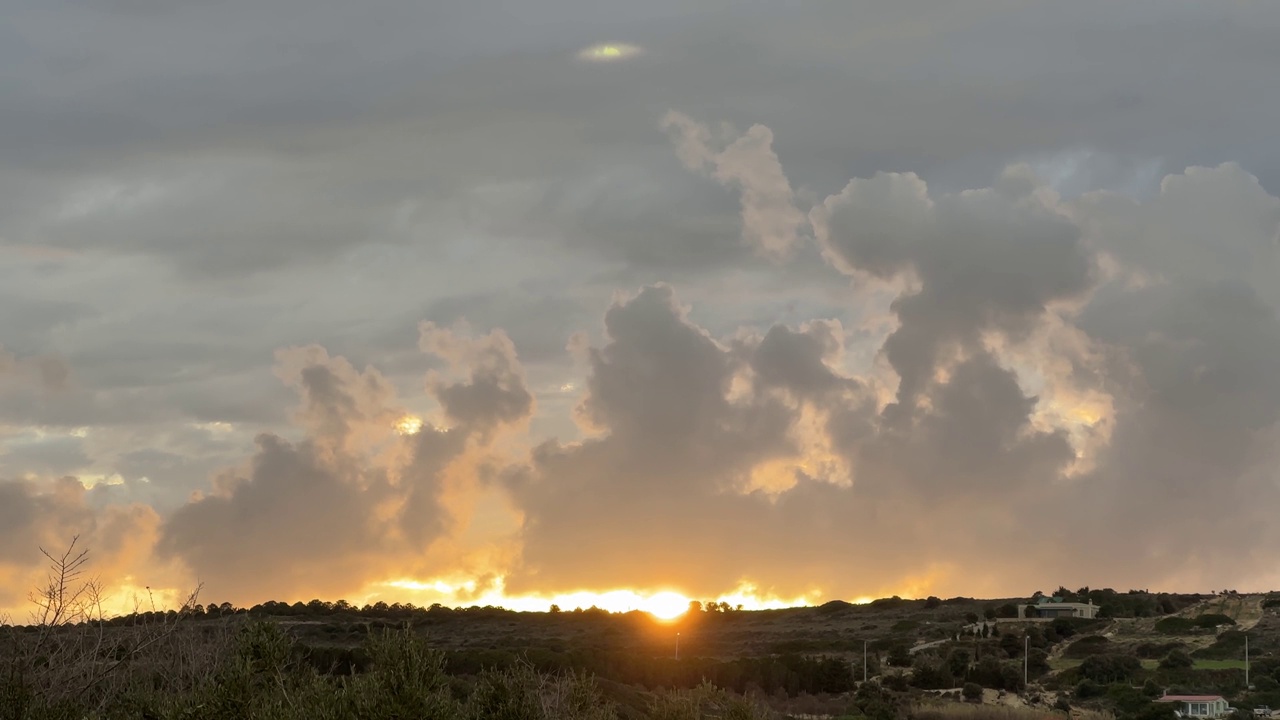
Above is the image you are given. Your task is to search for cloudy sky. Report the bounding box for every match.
[4,0,1280,616]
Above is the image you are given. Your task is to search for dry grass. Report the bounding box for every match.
[1,535,210,717]
[912,701,1113,720]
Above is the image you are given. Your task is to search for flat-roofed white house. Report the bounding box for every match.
[1029,599,1099,619]
[1156,694,1231,718]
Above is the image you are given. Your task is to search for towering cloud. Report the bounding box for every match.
[5,111,1280,614]
[153,329,534,604]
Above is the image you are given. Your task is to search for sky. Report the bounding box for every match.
[4,0,1280,619]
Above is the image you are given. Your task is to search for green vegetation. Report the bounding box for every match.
[3,541,1278,720]
[1192,660,1249,670]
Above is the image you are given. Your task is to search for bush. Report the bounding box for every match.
[1136,642,1185,659]
[1076,679,1105,699]
[1159,650,1194,670]
[1133,700,1181,720]
[882,674,910,692]
[911,655,952,690]
[962,682,984,702]
[1064,636,1111,659]
[1155,617,1197,634]
[886,645,913,668]
[1193,631,1249,660]
[1080,654,1142,685]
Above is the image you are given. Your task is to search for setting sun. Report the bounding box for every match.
[638,591,689,620]
[367,577,819,618]
[394,415,423,436]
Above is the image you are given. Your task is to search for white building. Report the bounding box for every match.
[1156,695,1232,718]
[1029,599,1099,619]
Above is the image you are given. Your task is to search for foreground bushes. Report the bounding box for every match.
[2,621,784,720]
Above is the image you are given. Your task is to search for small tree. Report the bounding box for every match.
[911,654,952,690]
[886,645,913,668]
[947,649,971,679]
[1159,649,1194,670]
[963,682,984,702]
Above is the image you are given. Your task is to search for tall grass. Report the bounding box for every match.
[911,702,1114,720]
[0,538,784,719]
[911,702,1111,720]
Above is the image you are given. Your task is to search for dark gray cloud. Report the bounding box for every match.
[5,0,1280,611]
[811,165,1095,420]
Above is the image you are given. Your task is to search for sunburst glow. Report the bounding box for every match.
[370,577,819,618]
[577,43,642,62]
[394,415,423,436]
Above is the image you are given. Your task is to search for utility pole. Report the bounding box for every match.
[1023,633,1029,689]
[1246,634,1250,688]
[675,632,680,661]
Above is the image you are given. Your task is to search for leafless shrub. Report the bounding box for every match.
[1,535,207,717]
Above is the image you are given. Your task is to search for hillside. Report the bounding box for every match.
[7,589,1280,719]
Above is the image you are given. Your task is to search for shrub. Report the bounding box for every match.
[1155,617,1196,634]
[1193,631,1249,660]
[1064,636,1111,659]
[963,682,984,702]
[1159,650,1194,670]
[911,654,953,690]
[882,673,910,692]
[1076,679,1105,699]
[1079,654,1142,685]
[887,645,913,668]
[1136,642,1185,659]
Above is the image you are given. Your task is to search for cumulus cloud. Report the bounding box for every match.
[662,111,807,259]
[148,324,537,604]
[420,322,535,436]
[811,165,1095,420]
[0,476,163,611]
[8,83,1280,613]
[495,126,1280,600]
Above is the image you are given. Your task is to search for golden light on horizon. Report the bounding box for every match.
[395,415,423,436]
[368,578,819,618]
[577,43,642,62]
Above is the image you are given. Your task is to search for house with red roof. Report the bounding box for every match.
[1156,694,1232,718]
